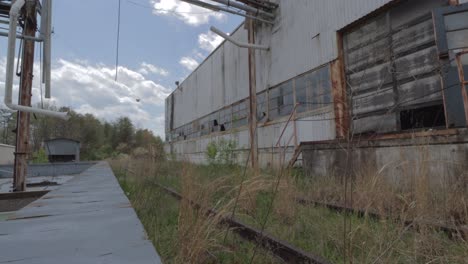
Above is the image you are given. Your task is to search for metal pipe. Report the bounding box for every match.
[210,26,269,50]
[44,0,51,98]
[0,31,43,41]
[208,0,274,19]
[181,0,273,24]
[4,0,68,120]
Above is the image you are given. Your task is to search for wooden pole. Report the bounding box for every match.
[13,0,37,192]
[247,17,258,171]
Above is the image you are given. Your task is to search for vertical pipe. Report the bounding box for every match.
[4,0,66,118]
[44,0,52,98]
[247,18,258,171]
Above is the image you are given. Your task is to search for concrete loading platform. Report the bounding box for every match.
[0,162,161,264]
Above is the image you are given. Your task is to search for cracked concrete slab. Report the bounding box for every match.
[0,162,161,264]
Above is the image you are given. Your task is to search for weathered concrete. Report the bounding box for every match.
[0,162,161,264]
[0,175,74,193]
[0,161,96,178]
[301,129,468,186]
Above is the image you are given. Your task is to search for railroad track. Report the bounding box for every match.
[153,181,466,263]
[154,183,330,264]
[296,198,468,240]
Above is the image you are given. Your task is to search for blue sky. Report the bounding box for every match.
[0,0,243,137]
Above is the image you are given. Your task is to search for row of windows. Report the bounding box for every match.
[169,65,332,142]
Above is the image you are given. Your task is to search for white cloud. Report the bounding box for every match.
[198,31,224,52]
[179,56,199,71]
[0,58,170,137]
[150,0,225,26]
[138,62,169,77]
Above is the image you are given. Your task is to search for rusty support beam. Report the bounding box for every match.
[331,34,349,138]
[455,51,468,126]
[247,17,258,171]
[13,0,37,192]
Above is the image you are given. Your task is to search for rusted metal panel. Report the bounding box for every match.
[353,113,398,134]
[434,3,468,127]
[331,40,349,138]
[344,1,446,134]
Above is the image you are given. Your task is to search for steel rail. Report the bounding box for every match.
[296,197,468,240]
[154,183,330,264]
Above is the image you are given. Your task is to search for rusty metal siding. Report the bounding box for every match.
[165,0,455,165]
[343,0,447,134]
[170,0,404,130]
[255,0,395,92]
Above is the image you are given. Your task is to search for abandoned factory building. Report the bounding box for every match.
[165,0,468,180]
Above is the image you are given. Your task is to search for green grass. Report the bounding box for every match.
[112,159,468,264]
[114,167,281,264]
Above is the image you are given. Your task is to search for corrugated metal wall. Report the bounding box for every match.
[343,0,447,134]
[173,27,249,129]
[171,0,401,129]
[165,0,456,165]
[255,0,395,91]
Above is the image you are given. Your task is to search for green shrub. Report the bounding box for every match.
[206,141,218,164]
[32,148,48,164]
[206,139,238,165]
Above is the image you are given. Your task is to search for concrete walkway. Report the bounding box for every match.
[0,162,161,264]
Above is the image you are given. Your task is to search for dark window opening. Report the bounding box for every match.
[400,104,446,130]
[49,155,76,163]
[220,124,226,131]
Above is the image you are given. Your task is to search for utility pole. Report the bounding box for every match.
[13,0,37,192]
[247,17,258,171]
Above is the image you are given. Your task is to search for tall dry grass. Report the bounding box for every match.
[110,141,468,263]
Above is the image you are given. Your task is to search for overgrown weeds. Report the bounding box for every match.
[110,144,468,263]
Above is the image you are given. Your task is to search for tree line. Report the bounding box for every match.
[0,104,164,161]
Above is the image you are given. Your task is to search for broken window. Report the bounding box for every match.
[343,0,447,134]
[257,91,267,121]
[295,66,332,113]
[400,104,446,130]
[199,115,210,136]
[232,100,249,128]
[268,80,293,119]
[209,112,219,133]
[219,106,232,132]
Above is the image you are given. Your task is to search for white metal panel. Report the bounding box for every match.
[256,0,394,91]
[296,110,336,143]
[172,26,248,128]
[0,144,14,165]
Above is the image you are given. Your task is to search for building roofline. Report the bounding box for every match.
[44,138,80,143]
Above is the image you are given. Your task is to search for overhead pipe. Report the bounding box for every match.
[181,0,273,24]
[0,31,43,41]
[210,26,269,50]
[208,0,274,19]
[4,0,68,120]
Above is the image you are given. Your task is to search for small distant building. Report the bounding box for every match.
[0,144,14,165]
[44,138,80,163]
